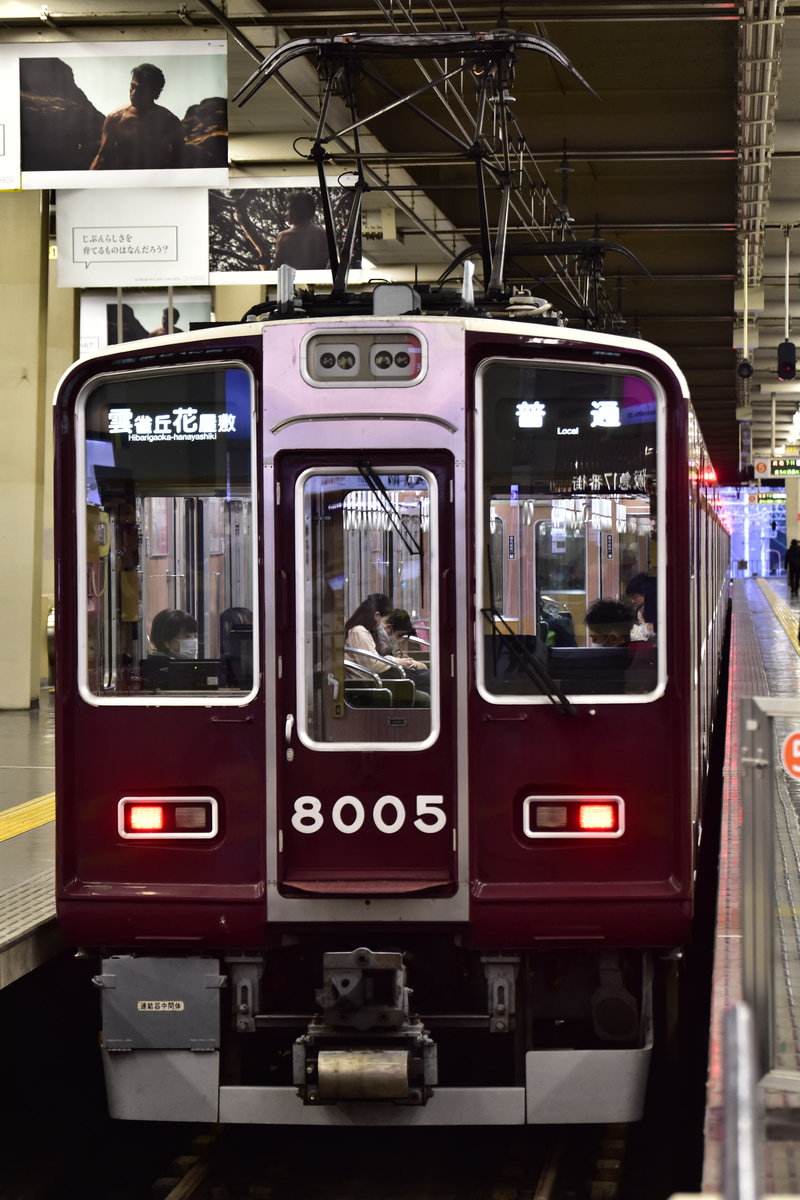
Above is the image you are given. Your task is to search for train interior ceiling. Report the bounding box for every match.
[4,0,798,490]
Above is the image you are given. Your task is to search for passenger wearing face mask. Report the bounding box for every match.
[149,609,199,660]
[584,598,635,648]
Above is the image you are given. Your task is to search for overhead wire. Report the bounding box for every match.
[369,0,617,323]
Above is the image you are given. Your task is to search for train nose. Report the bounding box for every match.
[293,947,438,1105]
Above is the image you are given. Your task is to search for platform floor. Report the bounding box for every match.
[0,690,65,989]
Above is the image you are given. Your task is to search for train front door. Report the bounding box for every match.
[271,452,459,907]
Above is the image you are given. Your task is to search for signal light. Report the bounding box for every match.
[778,340,796,381]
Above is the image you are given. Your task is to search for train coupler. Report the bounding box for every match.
[293,947,437,1104]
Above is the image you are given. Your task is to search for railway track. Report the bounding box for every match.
[147,1122,630,1200]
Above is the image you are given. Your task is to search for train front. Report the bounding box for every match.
[54,310,723,1125]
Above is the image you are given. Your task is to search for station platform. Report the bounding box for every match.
[703,576,800,1194]
[0,690,66,990]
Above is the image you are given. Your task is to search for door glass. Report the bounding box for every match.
[298,469,436,746]
[479,361,661,699]
[79,365,256,700]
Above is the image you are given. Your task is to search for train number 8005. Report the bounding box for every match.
[290,794,447,835]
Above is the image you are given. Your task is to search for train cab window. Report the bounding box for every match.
[78,365,257,703]
[477,360,664,702]
[296,469,436,748]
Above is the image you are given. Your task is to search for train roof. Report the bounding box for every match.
[55,299,689,404]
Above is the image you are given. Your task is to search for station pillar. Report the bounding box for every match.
[0,191,49,709]
[786,476,800,551]
[214,284,265,325]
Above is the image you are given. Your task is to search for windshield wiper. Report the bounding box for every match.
[356,461,424,558]
[481,605,576,717]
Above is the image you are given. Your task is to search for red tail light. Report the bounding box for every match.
[129,805,165,831]
[578,803,617,831]
[522,795,624,839]
[119,796,218,839]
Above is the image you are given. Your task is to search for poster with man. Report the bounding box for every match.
[209,180,363,285]
[79,289,213,356]
[19,41,227,189]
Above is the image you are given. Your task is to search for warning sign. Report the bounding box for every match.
[781,731,800,780]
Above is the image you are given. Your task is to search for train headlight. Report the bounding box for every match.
[522,795,624,839]
[302,331,427,386]
[368,341,418,378]
[311,342,361,378]
[119,796,219,839]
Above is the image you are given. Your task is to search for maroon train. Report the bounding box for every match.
[54,294,729,1125]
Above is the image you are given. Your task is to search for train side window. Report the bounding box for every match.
[477,360,664,703]
[78,365,257,703]
[296,468,437,748]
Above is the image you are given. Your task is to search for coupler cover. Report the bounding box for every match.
[94,956,225,1051]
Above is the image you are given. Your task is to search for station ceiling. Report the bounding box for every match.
[5,1,800,486]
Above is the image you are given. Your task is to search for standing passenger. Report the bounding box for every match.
[785,539,800,596]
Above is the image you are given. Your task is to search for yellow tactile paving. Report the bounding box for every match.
[757,578,800,656]
[0,793,55,843]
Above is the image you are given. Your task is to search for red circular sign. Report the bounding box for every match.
[755,460,768,474]
[782,731,800,779]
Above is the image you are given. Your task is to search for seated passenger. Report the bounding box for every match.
[385,607,431,691]
[344,595,429,704]
[584,598,635,647]
[362,592,395,658]
[149,608,198,660]
[344,595,416,676]
[384,608,422,654]
[625,573,657,641]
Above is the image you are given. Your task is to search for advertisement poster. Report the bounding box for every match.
[209,178,363,286]
[0,46,21,190]
[20,41,227,190]
[56,187,209,288]
[79,289,213,355]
